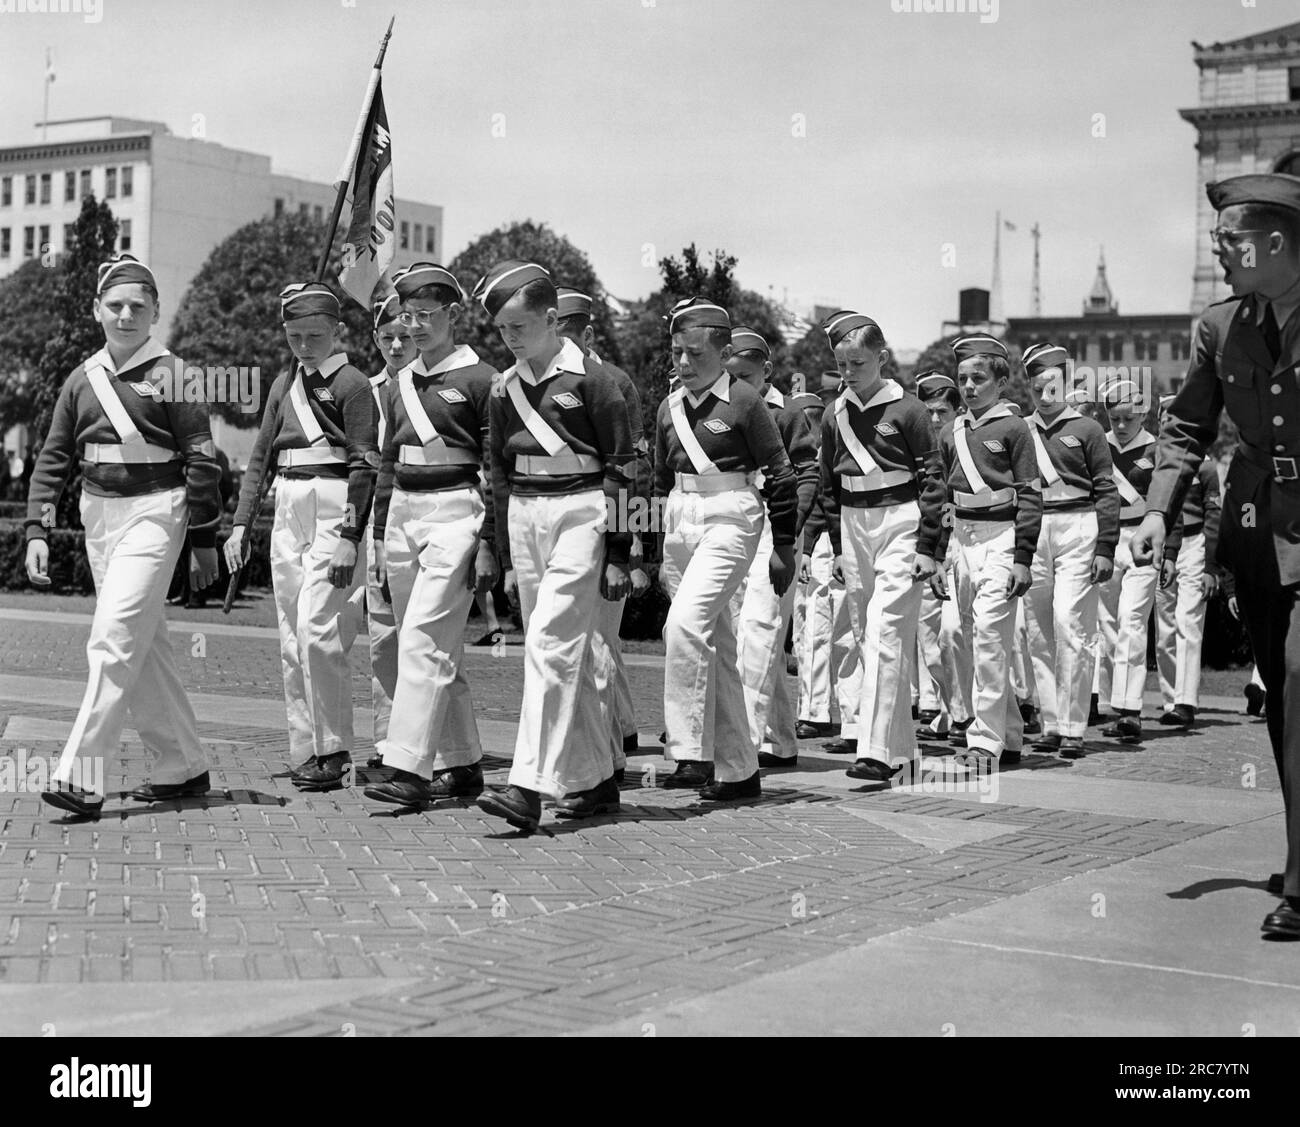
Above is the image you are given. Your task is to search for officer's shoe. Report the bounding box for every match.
[130,771,211,802]
[293,752,351,791]
[1261,899,1300,941]
[365,769,434,807]
[822,737,858,755]
[1101,714,1143,743]
[758,752,798,768]
[554,776,621,819]
[622,733,640,754]
[796,720,832,739]
[846,758,897,782]
[428,763,485,799]
[1032,732,1061,752]
[662,761,714,788]
[699,772,761,802]
[476,785,542,832]
[1244,683,1266,717]
[41,783,104,818]
[1059,736,1086,760]
[1158,704,1196,728]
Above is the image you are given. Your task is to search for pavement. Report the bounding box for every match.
[0,600,1297,1037]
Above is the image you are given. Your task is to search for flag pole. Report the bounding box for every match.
[314,16,395,282]
[42,48,52,142]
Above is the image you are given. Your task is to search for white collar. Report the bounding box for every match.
[371,369,392,387]
[841,380,904,413]
[684,373,732,408]
[1108,428,1154,453]
[301,353,348,379]
[509,337,585,387]
[410,344,480,379]
[959,401,1018,429]
[764,385,785,408]
[1032,406,1079,430]
[87,337,169,376]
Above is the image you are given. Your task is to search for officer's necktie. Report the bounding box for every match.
[1263,302,1282,365]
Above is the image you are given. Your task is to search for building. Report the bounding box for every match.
[0,116,444,342]
[1180,21,1300,310]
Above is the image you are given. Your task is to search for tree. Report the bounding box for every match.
[168,212,381,425]
[448,220,619,373]
[0,258,64,433]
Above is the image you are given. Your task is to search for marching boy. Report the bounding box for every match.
[935,335,1042,769]
[727,326,819,767]
[1019,344,1119,760]
[27,253,222,816]
[477,260,634,831]
[656,298,798,800]
[819,312,946,781]
[362,264,500,807]
[225,282,379,791]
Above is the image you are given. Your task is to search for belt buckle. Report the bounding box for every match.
[1274,456,1298,482]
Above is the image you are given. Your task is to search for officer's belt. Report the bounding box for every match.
[842,469,913,493]
[1234,441,1300,483]
[399,443,479,468]
[278,446,347,468]
[953,486,1016,509]
[515,451,601,476]
[1042,480,1089,504]
[674,471,756,494]
[82,442,180,466]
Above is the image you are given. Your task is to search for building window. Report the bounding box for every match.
[274,197,284,217]
[106,168,117,199]
[1172,335,1191,361]
[400,220,409,250]
[298,202,309,216]
[1,176,10,207]
[425,226,436,253]
[23,227,35,258]
[25,175,36,205]
[1291,67,1300,101]
[39,173,51,206]
[0,228,9,258]
[38,225,49,257]
[80,170,91,198]
[119,219,132,252]
[313,205,323,223]
[64,170,75,202]
[121,166,133,197]
[413,223,422,251]
[63,223,74,251]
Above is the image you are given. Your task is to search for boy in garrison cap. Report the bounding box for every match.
[359,291,416,768]
[819,311,946,781]
[726,326,819,767]
[475,260,634,831]
[934,334,1042,768]
[554,285,651,774]
[362,264,500,807]
[27,254,222,817]
[225,282,379,791]
[655,297,798,800]
[1019,344,1119,760]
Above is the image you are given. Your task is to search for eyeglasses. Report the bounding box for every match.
[396,307,448,327]
[1208,227,1267,250]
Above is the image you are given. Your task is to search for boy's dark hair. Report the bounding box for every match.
[706,326,733,351]
[843,322,887,352]
[921,386,963,413]
[518,276,559,315]
[407,282,461,307]
[730,347,768,363]
[967,354,1011,382]
[557,313,592,335]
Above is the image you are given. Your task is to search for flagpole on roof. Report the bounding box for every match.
[42,48,54,142]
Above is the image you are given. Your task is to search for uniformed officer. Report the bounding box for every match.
[361,263,499,807]
[934,334,1042,768]
[27,254,222,816]
[225,282,379,791]
[1019,343,1119,759]
[726,326,819,767]
[819,312,945,781]
[476,260,634,831]
[1133,171,1300,938]
[656,298,798,800]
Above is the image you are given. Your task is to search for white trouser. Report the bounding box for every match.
[839,503,922,766]
[732,518,799,759]
[917,559,971,735]
[355,524,398,745]
[661,487,763,783]
[595,592,633,772]
[915,594,940,714]
[1155,531,1207,710]
[508,490,610,797]
[1012,601,1037,707]
[54,487,207,792]
[1025,510,1099,739]
[795,533,857,727]
[271,477,362,766]
[1094,525,1159,713]
[378,487,483,778]
[952,518,1022,756]
[1251,665,1265,690]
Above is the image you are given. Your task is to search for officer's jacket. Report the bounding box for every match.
[26,339,222,546]
[1028,408,1120,560]
[762,386,820,538]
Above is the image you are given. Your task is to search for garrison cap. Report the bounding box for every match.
[473,260,552,317]
[372,292,400,328]
[915,370,958,397]
[667,296,731,334]
[951,334,1009,362]
[822,310,878,349]
[97,253,157,297]
[1101,377,1143,405]
[555,286,595,320]
[730,326,771,359]
[1022,343,1070,378]
[393,262,464,302]
[280,282,341,322]
[1206,173,1300,215]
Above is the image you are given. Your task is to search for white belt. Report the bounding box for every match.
[842,469,914,493]
[278,446,347,468]
[674,471,755,494]
[399,443,479,468]
[1042,481,1090,504]
[1120,503,1145,522]
[515,451,602,475]
[82,442,180,466]
[954,486,1017,510]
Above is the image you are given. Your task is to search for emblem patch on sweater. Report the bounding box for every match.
[1135,458,1153,470]
[130,381,160,398]
[1060,435,1081,448]
[313,387,335,402]
[438,388,467,403]
[983,439,1005,453]
[551,392,582,409]
[875,422,898,436]
[703,419,731,434]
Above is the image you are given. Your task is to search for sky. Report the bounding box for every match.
[0,0,1287,349]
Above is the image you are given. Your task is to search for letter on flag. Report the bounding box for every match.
[337,78,396,309]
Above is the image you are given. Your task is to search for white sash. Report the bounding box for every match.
[834,396,883,478]
[668,388,718,475]
[83,359,143,445]
[1112,464,1142,506]
[288,368,327,446]
[398,369,441,447]
[505,372,568,456]
[370,376,388,449]
[1028,421,1061,487]
[952,417,989,495]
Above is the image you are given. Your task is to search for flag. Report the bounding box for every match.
[1004,219,1017,232]
[45,48,55,84]
[337,77,396,309]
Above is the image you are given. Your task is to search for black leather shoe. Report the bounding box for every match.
[758,752,797,768]
[1261,899,1300,940]
[952,750,995,770]
[622,732,640,754]
[293,752,351,791]
[1087,693,1102,726]
[1158,704,1195,728]
[366,753,385,769]
[846,758,897,782]
[130,772,211,802]
[1244,683,1265,717]
[796,720,832,739]
[365,769,434,806]
[916,725,949,741]
[662,761,714,789]
[471,629,502,648]
[41,784,104,818]
[1102,715,1142,742]
[1019,703,1041,735]
[1000,749,1022,766]
[1033,732,1061,751]
[1059,736,1086,759]
[911,703,920,720]
[916,709,940,726]
[554,776,621,819]
[427,763,485,798]
[948,727,969,749]
[1268,873,1284,895]
[822,737,858,755]
[476,785,542,832]
[699,771,761,801]
[658,730,667,744]
[613,768,625,783]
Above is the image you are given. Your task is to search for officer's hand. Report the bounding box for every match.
[190,546,219,591]
[630,567,651,597]
[223,525,246,572]
[1130,513,1165,568]
[929,567,949,601]
[373,541,387,592]
[328,538,359,589]
[25,539,51,588]
[601,561,630,602]
[911,554,938,585]
[1090,555,1114,585]
[1228,595,1240,621]
[832,554,845,584]
[1005,563,1031,599]
[1201,572,1220,603]
[770,544,797,597]
[799,554,812,584]
[1159,558,1177,590]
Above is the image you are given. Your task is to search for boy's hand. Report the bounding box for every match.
[373,541,387,590]
[831,554,845,584]
[328,538,358,589]
[911,554,937,585]
[472,542,499,596]
[601,561,630,602]
[799,554,812,584]
[1130,513,1165,567]
[1005,562,1031,599]
[1201,572,1219,602]
[223,525,246,572]
[1228,595,1240,621]
[630,566,651,597]
[190,546,219,590]
[26,540,51,587]
[502,568,518,609]
[929,568,948,601]
[770,544,796,596]
[1159,558,1177,590]
[1090,555,1113,584]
